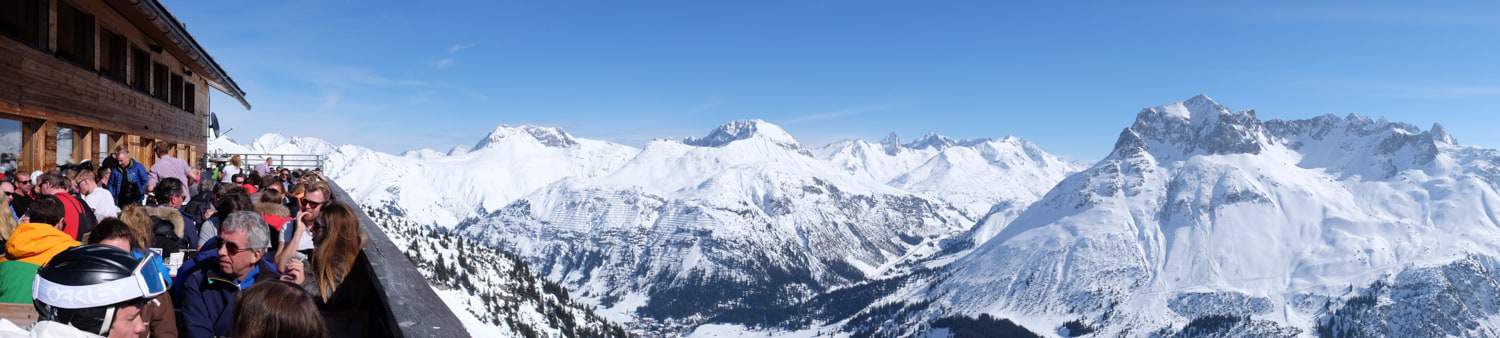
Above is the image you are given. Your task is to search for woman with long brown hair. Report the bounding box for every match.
[280,201,369,335]
[286,201,364,302]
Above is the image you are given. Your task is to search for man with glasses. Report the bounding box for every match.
[8,174,34,218]
[176,211,282,338]
[275,181,330,268]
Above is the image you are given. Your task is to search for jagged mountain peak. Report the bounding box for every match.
[1116,95,1272,160]
[682,119,799,148]
[474,124,579,149]
[1431,122,1457,144]
[906,132,959,150]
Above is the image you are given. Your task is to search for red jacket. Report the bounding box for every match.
[53,192,85,239]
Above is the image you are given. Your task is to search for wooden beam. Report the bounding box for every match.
[126,135,144,167]
[20,120,57,173]
[43,123,57,170]
[106,132,126,157]
[71,127,96,165]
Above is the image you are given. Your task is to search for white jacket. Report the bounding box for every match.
[0,320,105,338]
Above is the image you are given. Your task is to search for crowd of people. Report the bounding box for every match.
[0,146,358,338]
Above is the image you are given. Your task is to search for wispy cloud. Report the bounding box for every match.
[786,104,890,124]
[448,43,477,54]
[686,96,723,114]
[317,66,427,87]
[432,42,477,69]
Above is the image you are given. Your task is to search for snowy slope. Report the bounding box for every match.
[818,132,1082,260]
[458,120,975,334]
[817,95,1500,337]
[368,202,629,338]
[212,125,638,228]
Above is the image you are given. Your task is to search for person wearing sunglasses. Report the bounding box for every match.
[0,244,165,338]
[8,175,34,220]
[275,181,330,269]
[177,211,281,338]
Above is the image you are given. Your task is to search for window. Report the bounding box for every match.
[56,2,97,69]
[100,29,128,83]
[184,83,196,113]
[0,0,48,50]
[153,62,168,101]
[170,73,184,108]
[132,48,150,92]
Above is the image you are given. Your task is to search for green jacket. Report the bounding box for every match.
[0,223,80,304]
[0,260,40,304]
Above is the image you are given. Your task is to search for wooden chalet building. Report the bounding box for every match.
[0,0,249,172]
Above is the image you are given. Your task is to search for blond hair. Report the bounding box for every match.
[119,205,154,250]
[0,195,16,242]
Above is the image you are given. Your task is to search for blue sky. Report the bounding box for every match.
[164,1,1500,160]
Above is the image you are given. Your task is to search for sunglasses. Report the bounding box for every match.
[220,240,260,255]
[300,199,326,209]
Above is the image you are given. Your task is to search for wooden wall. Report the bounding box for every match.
[0,0,210,172]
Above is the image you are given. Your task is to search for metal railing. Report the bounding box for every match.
[207,152,327,171]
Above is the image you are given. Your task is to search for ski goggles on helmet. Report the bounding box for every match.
[33,252,169,309]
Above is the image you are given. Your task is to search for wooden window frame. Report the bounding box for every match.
[56,1,96,70]
[0,0,49,51]
[152,62,168,101]
[100,28,128,83]
[170,73,184,108]
[184,82,196,113]
[132,47,150,92]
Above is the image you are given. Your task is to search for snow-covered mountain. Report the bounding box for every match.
[819,133,1080,217]
[208,119,1088,336]
[787,95,1500,337]
[214,125,639,228]
[816,132,1083,263]
[458,120,976,334]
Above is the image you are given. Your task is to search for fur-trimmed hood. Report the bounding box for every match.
[146,206,185,238]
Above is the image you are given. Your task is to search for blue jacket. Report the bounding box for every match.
[176,251,279,338]
[108,160,149,203]
[179,209,201,251]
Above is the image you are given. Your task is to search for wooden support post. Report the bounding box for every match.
[140,138,156,168]
[19,121,40,173]
[71,127,96,165]
[125,135,142,166]
[106,133,126,159]
[19,120,57,173]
